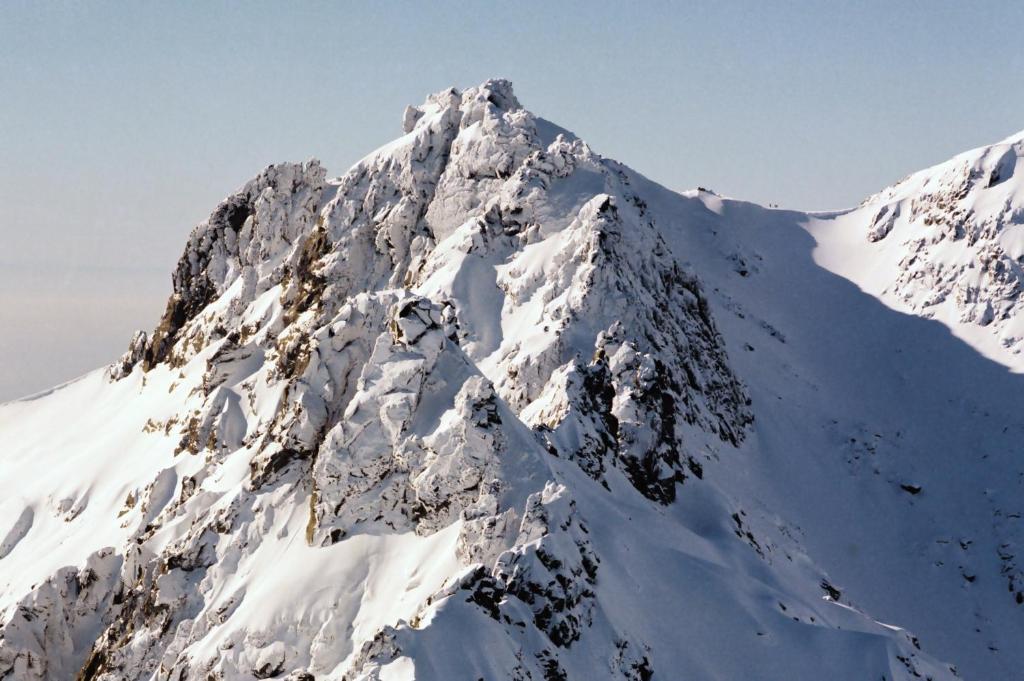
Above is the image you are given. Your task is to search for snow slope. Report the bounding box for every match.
[1,80,1020,680]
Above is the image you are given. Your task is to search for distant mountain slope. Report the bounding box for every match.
[808,130,1024,370]
[1,80,1020,681]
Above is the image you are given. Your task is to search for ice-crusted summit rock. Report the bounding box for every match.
[5,80,1016,680]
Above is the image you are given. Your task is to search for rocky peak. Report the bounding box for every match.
[117,80,751,504]
[58,82,763,677]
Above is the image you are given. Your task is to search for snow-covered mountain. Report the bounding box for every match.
[1,80,1021,681]
[809,129,1024,370]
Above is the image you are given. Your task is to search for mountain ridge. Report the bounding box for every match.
[1,79,1021,681]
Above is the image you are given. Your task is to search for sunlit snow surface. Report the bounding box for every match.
[2,81,1021,680]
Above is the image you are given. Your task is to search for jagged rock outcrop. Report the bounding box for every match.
[143,161,326,371]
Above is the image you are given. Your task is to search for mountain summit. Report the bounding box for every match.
[1,80,1021,680]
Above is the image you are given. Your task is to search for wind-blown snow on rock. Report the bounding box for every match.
[3,80,1020,680]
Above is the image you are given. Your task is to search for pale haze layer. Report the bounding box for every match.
[2,1,1023,400]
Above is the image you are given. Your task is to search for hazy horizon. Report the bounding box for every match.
[3,1,1024,400]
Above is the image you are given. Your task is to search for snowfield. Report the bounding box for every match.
[1,80,1022,680]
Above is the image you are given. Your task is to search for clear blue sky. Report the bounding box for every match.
[2,1,1023,399]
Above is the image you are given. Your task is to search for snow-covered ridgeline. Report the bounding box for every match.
[3,80,1019,680]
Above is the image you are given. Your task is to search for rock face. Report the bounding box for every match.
[4,80,1016,680]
